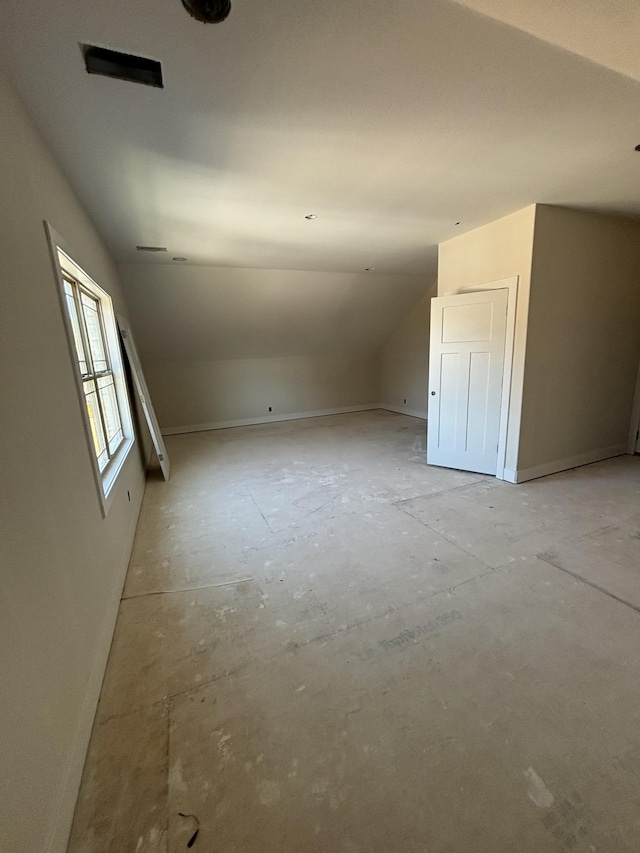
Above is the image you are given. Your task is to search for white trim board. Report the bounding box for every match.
[162,404,384,435]
[503,444,628,484]
[379,404,427,420]
[628,356,640,454]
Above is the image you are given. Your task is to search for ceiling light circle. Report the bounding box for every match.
[181,0,231,23]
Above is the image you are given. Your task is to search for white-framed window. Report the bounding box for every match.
[46,223,134,516]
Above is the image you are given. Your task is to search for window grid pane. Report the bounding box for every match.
[80,290,109,373]
[64,284,88,375]
[83,379,109,470]
[97,375,124,445]
[108,429,124,456]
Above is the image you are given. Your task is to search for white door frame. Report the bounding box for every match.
[449,276,518,481]
[627,357,640,454]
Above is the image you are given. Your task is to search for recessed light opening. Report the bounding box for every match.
[82,45,164,88]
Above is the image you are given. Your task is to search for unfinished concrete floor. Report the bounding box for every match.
[68,410,640,853]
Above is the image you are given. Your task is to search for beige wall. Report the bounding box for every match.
[118,264,429,363]
[118,263,428,431]
[380,286,435,417]
[146,353,380,431]
[519,206,640,473]
[437,205,537,472]
[0,73,146,853]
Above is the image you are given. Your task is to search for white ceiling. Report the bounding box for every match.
[1,0,640,276]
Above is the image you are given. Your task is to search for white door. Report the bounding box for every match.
[427,289,508,475]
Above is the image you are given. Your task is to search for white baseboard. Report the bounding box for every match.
[506,444,628,484]
[46,491,143,853]
[379,404,427,420]
[162,404,386,435]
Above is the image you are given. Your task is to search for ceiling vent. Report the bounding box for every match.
[82,45,164,88]
[181,0,231,23]
[136,246,167,252]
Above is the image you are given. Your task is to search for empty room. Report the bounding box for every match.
[3,1,640,852]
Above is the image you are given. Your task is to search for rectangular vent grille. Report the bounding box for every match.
[136,246,167,252]
[82,45,163,88]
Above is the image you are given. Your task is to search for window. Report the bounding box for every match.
[62,271,125,472]
[48,227,134,515]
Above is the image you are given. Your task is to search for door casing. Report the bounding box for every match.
[627,356,640,455]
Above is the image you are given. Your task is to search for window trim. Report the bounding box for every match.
[45,222,135,517]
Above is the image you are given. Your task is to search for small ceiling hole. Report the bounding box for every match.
[82,45,163,88]
[305,214,318,220]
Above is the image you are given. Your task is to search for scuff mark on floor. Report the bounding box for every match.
[524,767,554,808]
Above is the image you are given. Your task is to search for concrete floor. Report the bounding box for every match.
[68,410,640,853]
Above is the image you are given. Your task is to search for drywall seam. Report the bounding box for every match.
[162,404,383,435]
[379,404,427,420]
[46,489,143,853]
[507,444,628,484]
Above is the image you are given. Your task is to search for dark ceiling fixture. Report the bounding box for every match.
[136,245,167,252]
[82,45,163,88]
[181,0,231,23]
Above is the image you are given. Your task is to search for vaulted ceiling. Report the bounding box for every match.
[1,0,639,278]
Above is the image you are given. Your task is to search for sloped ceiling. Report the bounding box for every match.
[452,0,640,83]
[1,0,639,279]
[118,265,431,361]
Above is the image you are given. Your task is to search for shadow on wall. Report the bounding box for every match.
[380,283,436,418]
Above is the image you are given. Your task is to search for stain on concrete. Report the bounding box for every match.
[524,766,554,807]
[378,610,462,651]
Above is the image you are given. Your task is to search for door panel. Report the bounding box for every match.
[427,289,508,475]
[442,301,493,342]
